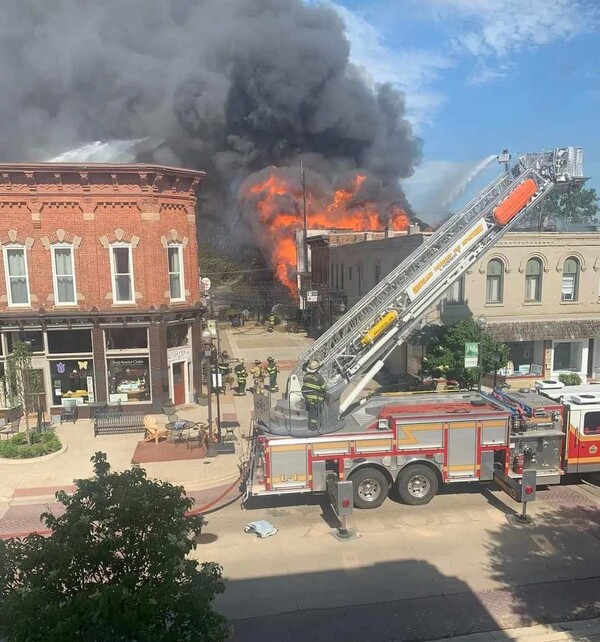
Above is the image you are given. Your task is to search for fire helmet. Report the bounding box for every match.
[254,359,261,365]
[267,356,274,362]
[306,360,320,373]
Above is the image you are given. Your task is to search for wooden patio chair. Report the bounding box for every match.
[143,415,168,444]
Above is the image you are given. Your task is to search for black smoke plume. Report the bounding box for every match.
[0,0,422,249]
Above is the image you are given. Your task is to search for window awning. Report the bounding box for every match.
[485,320,600,342]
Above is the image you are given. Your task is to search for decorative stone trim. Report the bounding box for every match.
[594,256,600,272]
[518,253,550,274]
[0,230,34,248]
[479,253,511,274]
[40,230,82,249]
[99,230,140,248]
[555,251,587,273]
[160,229,189,248]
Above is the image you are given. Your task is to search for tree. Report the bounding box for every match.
[420,320,509,389]
[6,340,42,445]
[533,186,599,226]
[0,453,230,642]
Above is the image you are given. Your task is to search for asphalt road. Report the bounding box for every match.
[195,478,600,642]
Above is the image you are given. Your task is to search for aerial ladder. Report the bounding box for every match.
[259,147,585,437]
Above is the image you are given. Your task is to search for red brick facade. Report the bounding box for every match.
[0,164,204,313]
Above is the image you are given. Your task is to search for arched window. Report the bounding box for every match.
[525,258,543,302]
[486,259,503,303]
[561,257,580,301]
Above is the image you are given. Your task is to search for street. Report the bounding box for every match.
[198,477,600,642]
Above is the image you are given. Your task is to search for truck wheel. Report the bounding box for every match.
[397,464,439,506]
[351,467,388,509]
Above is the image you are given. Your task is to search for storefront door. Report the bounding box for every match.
[172,361,186,406]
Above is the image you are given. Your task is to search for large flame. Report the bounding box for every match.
[240,168,411,294]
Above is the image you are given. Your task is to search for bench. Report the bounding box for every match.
[94,412,145,437]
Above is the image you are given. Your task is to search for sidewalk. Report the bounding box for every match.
[0,325,312,538]
[430,617,600,642]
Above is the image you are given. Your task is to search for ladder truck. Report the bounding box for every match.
[243,147,590,508]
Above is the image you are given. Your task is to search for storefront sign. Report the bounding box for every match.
[465,342,479,368]
[87,376,95,403]
[407,218,489,301]
[167,345,192,364]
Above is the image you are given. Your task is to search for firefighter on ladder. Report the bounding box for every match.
[251,359,265,394]
[234,359,248,396]
[266,357,279,392]
[268,312,275,333]
[301,360,327,431]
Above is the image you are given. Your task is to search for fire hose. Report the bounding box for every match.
[186,474,242,517]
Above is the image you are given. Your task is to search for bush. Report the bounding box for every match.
[0,430,62,459]
[558,373,582,386]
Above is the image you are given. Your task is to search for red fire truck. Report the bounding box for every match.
[242,147,595,508]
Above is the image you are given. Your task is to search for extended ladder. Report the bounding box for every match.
[288,148,584,409]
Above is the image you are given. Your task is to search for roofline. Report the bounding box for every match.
[0,162,206,179]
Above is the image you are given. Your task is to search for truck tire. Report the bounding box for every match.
[396,464,439,506]
[350,467,388,509]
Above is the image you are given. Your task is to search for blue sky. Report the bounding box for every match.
[319,0,600,222]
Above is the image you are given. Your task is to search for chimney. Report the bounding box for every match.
[385,214,393,238]
[409,223,420,235]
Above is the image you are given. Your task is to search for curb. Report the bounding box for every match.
[0,444,69,466]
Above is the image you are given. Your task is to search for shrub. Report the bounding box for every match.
[558,373,582,386]
[0,430,62,459]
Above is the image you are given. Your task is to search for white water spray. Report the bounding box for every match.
[439,154,496,210]
[48,139,148,163]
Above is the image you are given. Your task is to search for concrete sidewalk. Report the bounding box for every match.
[431,617,600,642]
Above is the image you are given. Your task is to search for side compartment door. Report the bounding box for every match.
[269,443,310,490]
[576,409,600,473]
[446,420,478,479]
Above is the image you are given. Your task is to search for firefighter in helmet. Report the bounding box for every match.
[217,351,231,393]
[266,356,279,392]
[301,360,327,431]
[251,359,265,394]
[268,312,275,333]
[234,358,248,396]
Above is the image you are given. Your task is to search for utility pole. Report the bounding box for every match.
[300,160,309,277]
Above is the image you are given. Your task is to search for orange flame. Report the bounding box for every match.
[240,169,410,294]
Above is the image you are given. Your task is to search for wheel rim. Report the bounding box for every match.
[407,474,431,498]
[357,478,382,502]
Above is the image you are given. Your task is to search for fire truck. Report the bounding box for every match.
[242,147,595,508]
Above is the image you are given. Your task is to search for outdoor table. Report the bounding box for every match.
[166,419,195,443]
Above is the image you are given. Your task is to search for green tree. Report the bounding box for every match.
[420,320,509,389]
[6,340,42,445]
[0,453,230,642]
[535,186,599,225]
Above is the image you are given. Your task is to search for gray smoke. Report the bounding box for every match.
[0,0,422,248]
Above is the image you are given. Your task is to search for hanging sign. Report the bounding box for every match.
[465,342,479,368]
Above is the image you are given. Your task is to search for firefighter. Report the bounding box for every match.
[268,312,275,333]
[301,360,327,431]
[251,359,265,393]
[234,359,248,395]
[266,356,279,392]
[217,351,231,393]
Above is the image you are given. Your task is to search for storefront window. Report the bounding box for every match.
[167,324,189,348]
[502,342,543,376]
[107,358,150,403]
[6,330,44,353]
[50,359,94,406]
[554,341,584,372]
[105,328,148,351]
[47,329,92,354]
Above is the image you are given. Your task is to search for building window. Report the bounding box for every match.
[486,259,503,303]
[583,411,600,435]
[374,261,381,285]
[340,263,345,290]
[358,265,364,295]
[553,340,584,372]
[47,329,92,354]
[51,245,76,305]
[445,275,464,304]
[330,262,334,286]
[525,258,543,302]
[6,330,44,354]
[167,324,190,348]
[335,263,339,290]
[561,257,579,301]
[348,266,353,281]
[110,244,134,303]
[107,358,150,403]
[167,244,185,301]
[50,359,94,406]
[105,328,148,351]
[3,245,30,306]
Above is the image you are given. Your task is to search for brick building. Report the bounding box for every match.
[0,163,205,414]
